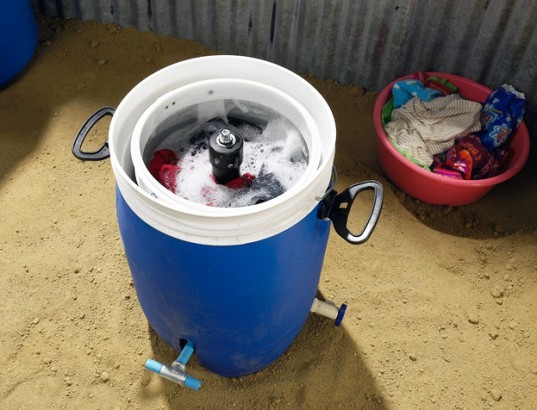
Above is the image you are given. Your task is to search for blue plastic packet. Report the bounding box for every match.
[392,80,442,108]
[479,84,525,150]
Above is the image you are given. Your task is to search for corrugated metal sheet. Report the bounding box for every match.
[34,0,537,133]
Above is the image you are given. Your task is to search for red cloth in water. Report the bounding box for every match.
[148,149,256,196]
[148,149,180,193]
[224,173,256,189]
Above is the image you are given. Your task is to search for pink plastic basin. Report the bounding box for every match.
[373,72,530,206]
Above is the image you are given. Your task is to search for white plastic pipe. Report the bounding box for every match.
[310,298,339,320]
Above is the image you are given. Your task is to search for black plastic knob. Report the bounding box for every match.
[209,129,244,184]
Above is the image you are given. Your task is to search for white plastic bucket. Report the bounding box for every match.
[130,77,322,211]
[109,56,336,246]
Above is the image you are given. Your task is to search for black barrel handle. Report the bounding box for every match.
[72,107,115,161]
[322,181,384,245]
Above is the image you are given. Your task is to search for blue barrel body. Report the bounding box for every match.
[0,0,38,86]
[116,189,331,377]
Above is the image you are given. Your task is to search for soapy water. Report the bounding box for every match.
[146,99,309,207]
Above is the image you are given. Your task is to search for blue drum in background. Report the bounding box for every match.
[0,0,38,86]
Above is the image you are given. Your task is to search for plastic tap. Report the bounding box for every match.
[145,341,202,390]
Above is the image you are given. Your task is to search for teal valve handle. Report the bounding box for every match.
[145,359,163,374]
[144,341,202,390]
[185,375,202,390]
[177,340,195,365]
[144,359,202,390]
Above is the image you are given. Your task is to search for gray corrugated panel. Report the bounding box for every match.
[251,0,277,60]
[33,0,537,131]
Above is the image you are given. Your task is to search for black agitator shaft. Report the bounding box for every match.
[208,128,244,184]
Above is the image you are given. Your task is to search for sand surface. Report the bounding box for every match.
[1,17,536,409]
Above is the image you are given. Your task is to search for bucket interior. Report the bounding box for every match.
[130,78,322,208]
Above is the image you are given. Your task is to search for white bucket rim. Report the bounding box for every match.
[109,55,336,245]
[130,77,323,216]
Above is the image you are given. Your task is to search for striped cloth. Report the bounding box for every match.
[385,94,482,167]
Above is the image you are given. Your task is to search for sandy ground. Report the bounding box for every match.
[1,17,536,410]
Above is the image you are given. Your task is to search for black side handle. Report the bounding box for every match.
[320,181,384,244]
[72,107,115,161]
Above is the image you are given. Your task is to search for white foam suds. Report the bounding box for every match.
[149,100,309,207]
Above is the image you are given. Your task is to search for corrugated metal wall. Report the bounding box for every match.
[34,0,537,134]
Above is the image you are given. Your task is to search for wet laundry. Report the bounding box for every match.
[144,109,309,207]
[148,149,180,192]
[149,148,256,198]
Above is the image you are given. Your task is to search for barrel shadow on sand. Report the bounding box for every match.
[146,313,388,409]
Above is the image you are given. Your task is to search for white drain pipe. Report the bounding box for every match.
[310,298,347,326]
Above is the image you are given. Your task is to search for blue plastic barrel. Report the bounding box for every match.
[0,0,38,86]
[117,189,331,376]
